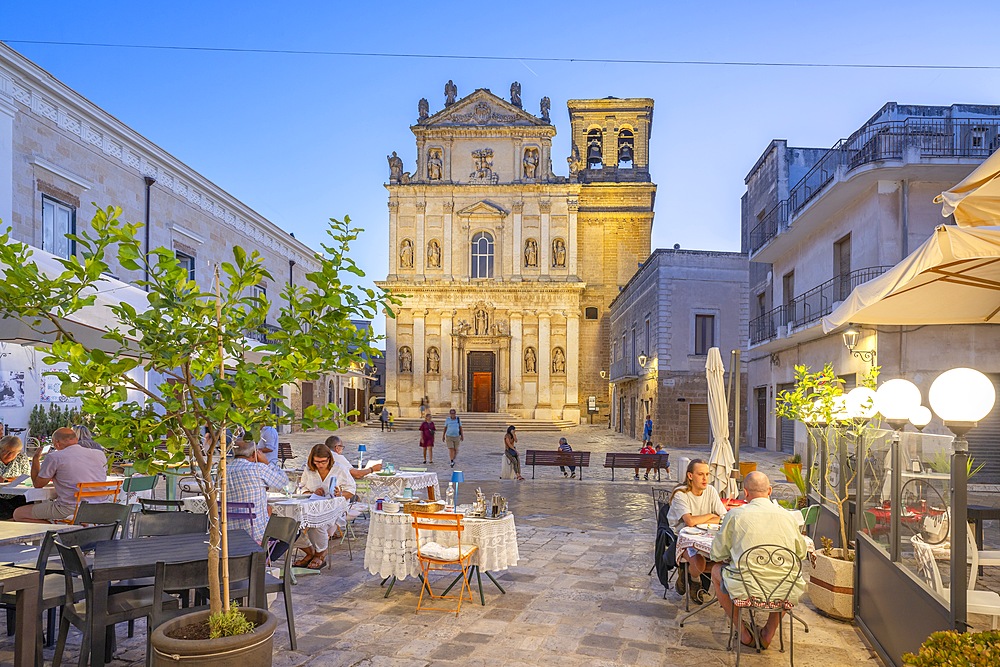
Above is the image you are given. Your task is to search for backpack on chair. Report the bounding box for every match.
[654,502,677,591]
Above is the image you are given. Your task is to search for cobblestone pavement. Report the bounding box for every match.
[1,424,885,666]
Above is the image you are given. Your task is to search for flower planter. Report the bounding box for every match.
[782,462,802,482]
[739,461,757,477]
[808,548,854,621]
[150,608,276,667]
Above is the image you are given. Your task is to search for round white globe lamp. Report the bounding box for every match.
[831,395,849,422]
[909,406,932,431]
[876,378,922,428]
[846,387,878,420]
[929,368,996,434]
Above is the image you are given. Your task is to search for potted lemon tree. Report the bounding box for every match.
[0,206,393,664]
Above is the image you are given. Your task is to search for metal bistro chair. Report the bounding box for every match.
[135,511,208,537]
[648,488,671,575]
[799,505,820,541]
[220,501,256,538]
[411,511,478,616]
[138,498,187,513]
[74,502,132,537]
[277,442,296,469]
[64,480,123,524]
[120,474,158,505]
[728,544,803,666]
[53,540,179,667]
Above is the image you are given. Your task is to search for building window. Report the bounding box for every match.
[176,251,196,281]
[645,318,651,357]
[695,314,715,355]
[252,285,267,300]
[584,307,598,320]
[42,196,75,259]
[471,232,494,279]
[621,333,626,361]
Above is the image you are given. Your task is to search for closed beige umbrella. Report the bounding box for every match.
[935,147,1000,227]
[706,347,738,497]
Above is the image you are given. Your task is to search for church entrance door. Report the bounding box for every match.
[467,351,495,412]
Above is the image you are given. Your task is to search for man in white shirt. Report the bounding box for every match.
[666,458,727,604]
[710,472,808,649]
[323,435,385,500]
[15,427,108,523]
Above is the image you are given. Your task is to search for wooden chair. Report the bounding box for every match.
[53,540,179,667]
[67,480,123,523]
[728,544,803,666]
[411,511,478,615]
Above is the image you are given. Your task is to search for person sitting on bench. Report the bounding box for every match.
[558,437,575,478]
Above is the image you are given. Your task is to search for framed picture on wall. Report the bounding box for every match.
[0,371,25,407]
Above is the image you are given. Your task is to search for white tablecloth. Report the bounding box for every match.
[361,472,440,504]
[0,476,128,503]
[269,496,348,529]
[677,526,814,558]
[364,511,519,580]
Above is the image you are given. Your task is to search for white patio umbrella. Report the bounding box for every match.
[935,146,1000,227]
[822,224,1000,331]
[706,347,738,497]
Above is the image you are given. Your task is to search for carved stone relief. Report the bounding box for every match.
[474,308,489,335]
[522,147,539,180]
[469,148,498,184]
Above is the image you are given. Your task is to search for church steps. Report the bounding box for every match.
[367,412,575,432]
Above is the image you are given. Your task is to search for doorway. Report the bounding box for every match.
[466,351,495,412]
[755,387,767,448]
[302,381,314,413]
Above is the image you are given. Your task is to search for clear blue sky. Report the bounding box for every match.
[3,1,999,336]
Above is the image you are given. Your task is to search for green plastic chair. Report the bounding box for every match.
[800,505,820,540]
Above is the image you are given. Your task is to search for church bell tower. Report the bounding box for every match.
[566,97,653,183]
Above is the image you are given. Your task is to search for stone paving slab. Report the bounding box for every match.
[0,426,887,666]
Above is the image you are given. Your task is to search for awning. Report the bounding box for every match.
[935,147,1000,227]
[823,225,1000,331]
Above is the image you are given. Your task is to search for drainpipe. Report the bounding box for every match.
[900,179,909,259]
[289,259,295,289]
[143,176,155,288]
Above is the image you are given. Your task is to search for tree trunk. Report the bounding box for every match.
[206,487,222,616]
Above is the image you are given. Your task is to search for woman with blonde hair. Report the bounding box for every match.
[666,458,727,604]
[293,443,343,569]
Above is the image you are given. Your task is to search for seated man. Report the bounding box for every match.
[325,435,382,497]
[14,427,108,523]
[227,440,289,544]
[667,459,727,603]
[0,436,31,520]
[635,442,656,481]
[710,471,808,649]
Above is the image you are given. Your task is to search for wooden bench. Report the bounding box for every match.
[604,453,670,481]
[277,442,295,468]
[524,450,592,480]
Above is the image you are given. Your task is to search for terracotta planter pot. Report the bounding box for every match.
[808,548,855,621]
[150,608,276,667]
[782,462,802,482]
[739,461,757,477]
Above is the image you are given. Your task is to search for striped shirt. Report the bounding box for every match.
[225,457,288,543]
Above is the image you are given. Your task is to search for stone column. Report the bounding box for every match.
[440,311,453,408]
[443,201,454,279]
[567,198,579,278]
[385,311,399,411]
[509,312,523,408]
[564,311,581,423]
[512,202,523,280]
[444,139,454,183]
[413,309,426,412]
[536,312,552,418]
[415,201,426,276]
[540,200,551,278]
[387,201,399,277]
[0,96,14,234]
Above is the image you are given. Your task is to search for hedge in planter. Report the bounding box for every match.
[903,630,1000,667]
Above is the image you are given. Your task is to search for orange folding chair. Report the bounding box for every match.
[68,480,123,523]
[411,511,478,615]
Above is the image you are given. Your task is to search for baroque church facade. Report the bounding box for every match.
[378,83,655,421]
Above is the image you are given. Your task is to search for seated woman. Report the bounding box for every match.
[293,444,343,570]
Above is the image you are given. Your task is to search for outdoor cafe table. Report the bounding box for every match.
[361,471,440,503]
[0,475,125,503]
[364,510,518,604]
[0,565,40,667]
[86,529,264,666]
[268,494,349,529]
[0,522,76,547]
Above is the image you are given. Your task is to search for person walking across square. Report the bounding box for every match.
[642,415,653,444]
[379,408,389,431]
[558,437,576,478]
[442,409,463,468]
[419,412,436,464]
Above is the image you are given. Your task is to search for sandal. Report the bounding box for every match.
[740,621,759,649]
[293,554,313,568]
[306,556,326,570]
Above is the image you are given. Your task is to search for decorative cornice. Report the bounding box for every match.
[31,156,93,190]
[0,47,320,271]
[415,202,427,213]
[512,201,524,214]
[388,200,400,211]
[539,201,552,214]
[442,201,454,213]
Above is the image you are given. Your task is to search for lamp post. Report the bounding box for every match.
[928,368,997,632]
[357,443,367,469]
[451,470,465,513]
[637,351,648,370]
[909,405,932,432]
[842,325,876,367]
[875,378,922,561]
[846,386,878,549]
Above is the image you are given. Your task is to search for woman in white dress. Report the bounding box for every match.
[293,444,343,569]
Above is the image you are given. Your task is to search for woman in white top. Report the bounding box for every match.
[293,444,342,569]
[666,459,727,605]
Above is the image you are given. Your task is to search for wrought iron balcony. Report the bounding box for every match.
[749,265,893,346]
[749,118,1000,255]
[245,323,281,344]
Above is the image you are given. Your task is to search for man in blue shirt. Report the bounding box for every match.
[257,425,279,466]
[643,416,653,444]
[442,409,463,468]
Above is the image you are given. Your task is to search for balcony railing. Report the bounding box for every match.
[245,323,281,344]
[749,118,1000,255]
[749,265,893,346]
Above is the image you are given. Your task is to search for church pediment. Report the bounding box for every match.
[421,89,547,128]
[456,200,508,218]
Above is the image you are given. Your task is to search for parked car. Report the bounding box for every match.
[369,397,386,414]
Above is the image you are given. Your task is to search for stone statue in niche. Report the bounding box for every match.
[524,347,537,374]
[510,81,521,108]
[399,239,414,269]
[444,80,458,106]
[427,240,441,268]
[552,238,567,267]
[540,96,550,122]
[399,346,413,373]
[567,144,584,178]
[427,347,440,374]
[387,151,404,183]
[427,148,443,181]
[418,97,429,120]
[524,239,538,267]
[474,308,488,335]
[552,347,566,374]
[522,147,539,180]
